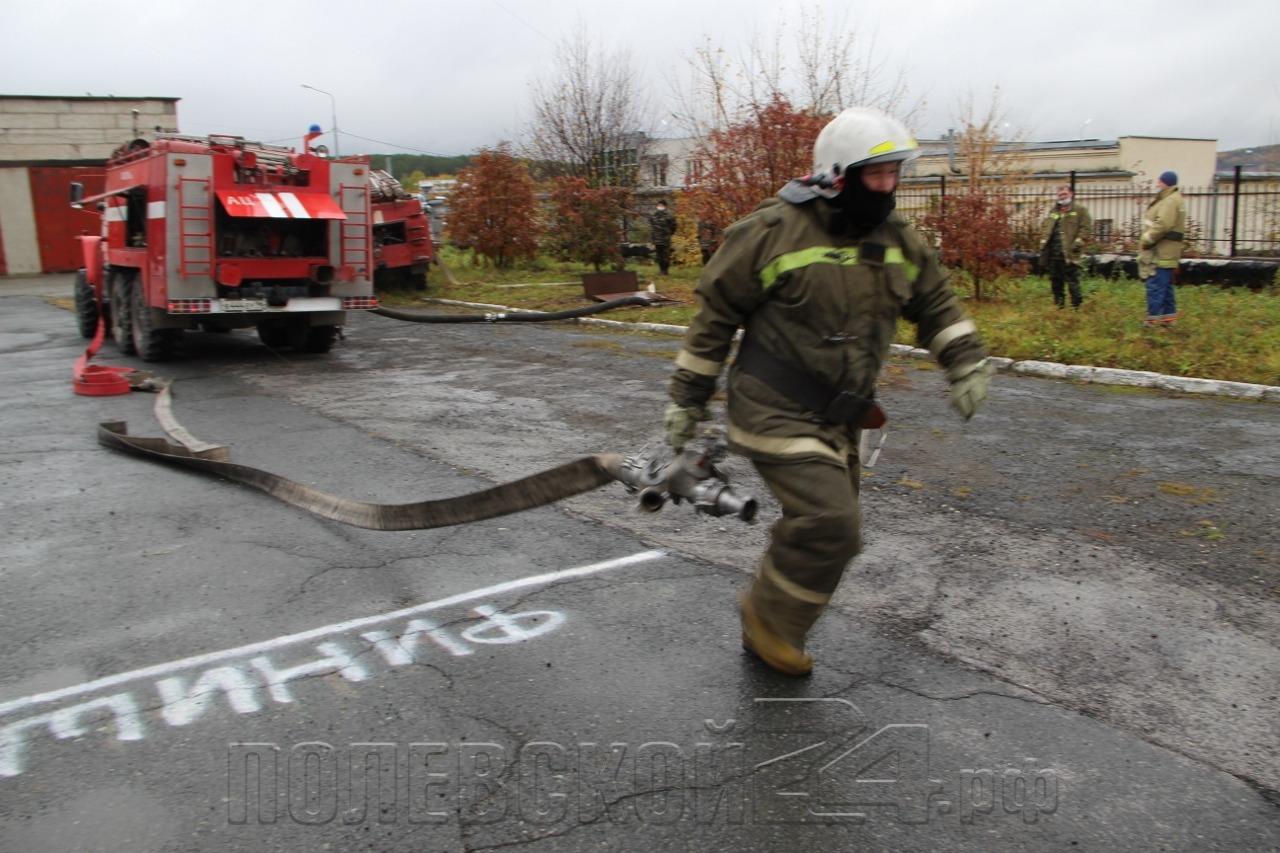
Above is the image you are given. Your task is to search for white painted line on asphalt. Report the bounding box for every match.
[0,549,667,719]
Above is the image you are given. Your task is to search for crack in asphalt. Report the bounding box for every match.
[286,553,427,604]
[877,679,1056,707]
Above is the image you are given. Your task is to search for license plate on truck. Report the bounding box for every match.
[221,299,269,312]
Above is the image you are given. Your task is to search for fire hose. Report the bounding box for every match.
[77,287,756,529]
[96,385,756,531]
[372,294,658,324]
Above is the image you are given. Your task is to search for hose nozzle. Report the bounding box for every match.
[607,438,757,523]
[688,480,757,522]
[637,487,667,513]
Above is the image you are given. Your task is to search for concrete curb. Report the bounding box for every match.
[422,298,1280,402]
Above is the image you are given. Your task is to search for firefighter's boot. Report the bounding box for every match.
[740,581,815,677]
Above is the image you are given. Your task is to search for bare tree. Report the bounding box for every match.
[525,28,651,187]
[953,87,1027,186]
[796,7,915,119]
[670,4,921,138]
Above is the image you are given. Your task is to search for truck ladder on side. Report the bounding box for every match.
[339,183,371,276]
[177,176,213,278]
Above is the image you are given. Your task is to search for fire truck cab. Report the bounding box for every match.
[71,128,377,360]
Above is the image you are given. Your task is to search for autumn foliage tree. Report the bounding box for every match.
[446,144,539,269]
[683,96,829,238]
[921,191,1019,302]
[919,90,1026,300]
[546,177,629,271]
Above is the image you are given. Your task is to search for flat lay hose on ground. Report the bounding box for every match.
[371,294,656,324]
[97,420,623,531]
[90,300,758,532]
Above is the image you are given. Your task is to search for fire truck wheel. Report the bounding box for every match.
[256,321,290,349]
[130,279,181,362]
[109,272,137,355]
[293,323,338,354]
[73,270,99,338]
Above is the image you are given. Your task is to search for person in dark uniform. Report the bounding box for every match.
[648,200,677,275]
[663,107,992,675]
[1038,185,1092,309]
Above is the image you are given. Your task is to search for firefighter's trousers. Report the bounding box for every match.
[654,242,672,275]
[1047,256,1082,308]
[746,453,863,650]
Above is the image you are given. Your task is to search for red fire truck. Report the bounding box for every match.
[71,128,377,360]
[369,169,434,291]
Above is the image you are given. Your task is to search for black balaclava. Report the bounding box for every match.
[830,165,896,233]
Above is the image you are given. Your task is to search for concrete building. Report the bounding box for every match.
[636,133,1220,191]
[638,136,699,193]
[0,95,179,275]
[908,135,1218,188]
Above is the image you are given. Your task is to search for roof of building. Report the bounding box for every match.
[1118,135,1216,142]
[1214,169,1280,179]
[900,168,1136,184]
[917,138,1122,156]
[0,94,180,102]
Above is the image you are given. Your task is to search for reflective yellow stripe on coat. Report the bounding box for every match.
[759,245,919,290]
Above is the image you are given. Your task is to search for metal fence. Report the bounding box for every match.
[895,168,1280,259]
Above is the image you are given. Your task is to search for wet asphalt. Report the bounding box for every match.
[1,275,1278,852]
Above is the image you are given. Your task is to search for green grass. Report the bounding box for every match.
[395,249,1280,386]
[949,277,1280,386]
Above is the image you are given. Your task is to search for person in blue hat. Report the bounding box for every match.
[1138,171,1187,326]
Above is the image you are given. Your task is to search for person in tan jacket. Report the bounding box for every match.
[663,107,991,676]
[1139,171,1187,326]
[1039,185,1092,309]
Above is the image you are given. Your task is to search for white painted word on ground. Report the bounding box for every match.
[0,550,665,779]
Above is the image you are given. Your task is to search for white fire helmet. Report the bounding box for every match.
[810,107,921,198]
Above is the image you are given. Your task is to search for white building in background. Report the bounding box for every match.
[637,136,699,193]
[636,132,1220,191]
[0,95,180,275]
[908,134,1218,188]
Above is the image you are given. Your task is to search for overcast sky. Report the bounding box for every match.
[4,0,1278,156]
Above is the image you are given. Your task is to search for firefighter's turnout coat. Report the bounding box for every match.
[669,185,987,466]
[1038,202,1092,266]
[1138,186,1187,280]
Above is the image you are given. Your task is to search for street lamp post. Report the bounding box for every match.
[301,84,338,156]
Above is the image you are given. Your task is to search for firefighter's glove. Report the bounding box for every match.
[946,359,994,420]
[664,403,709,452]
